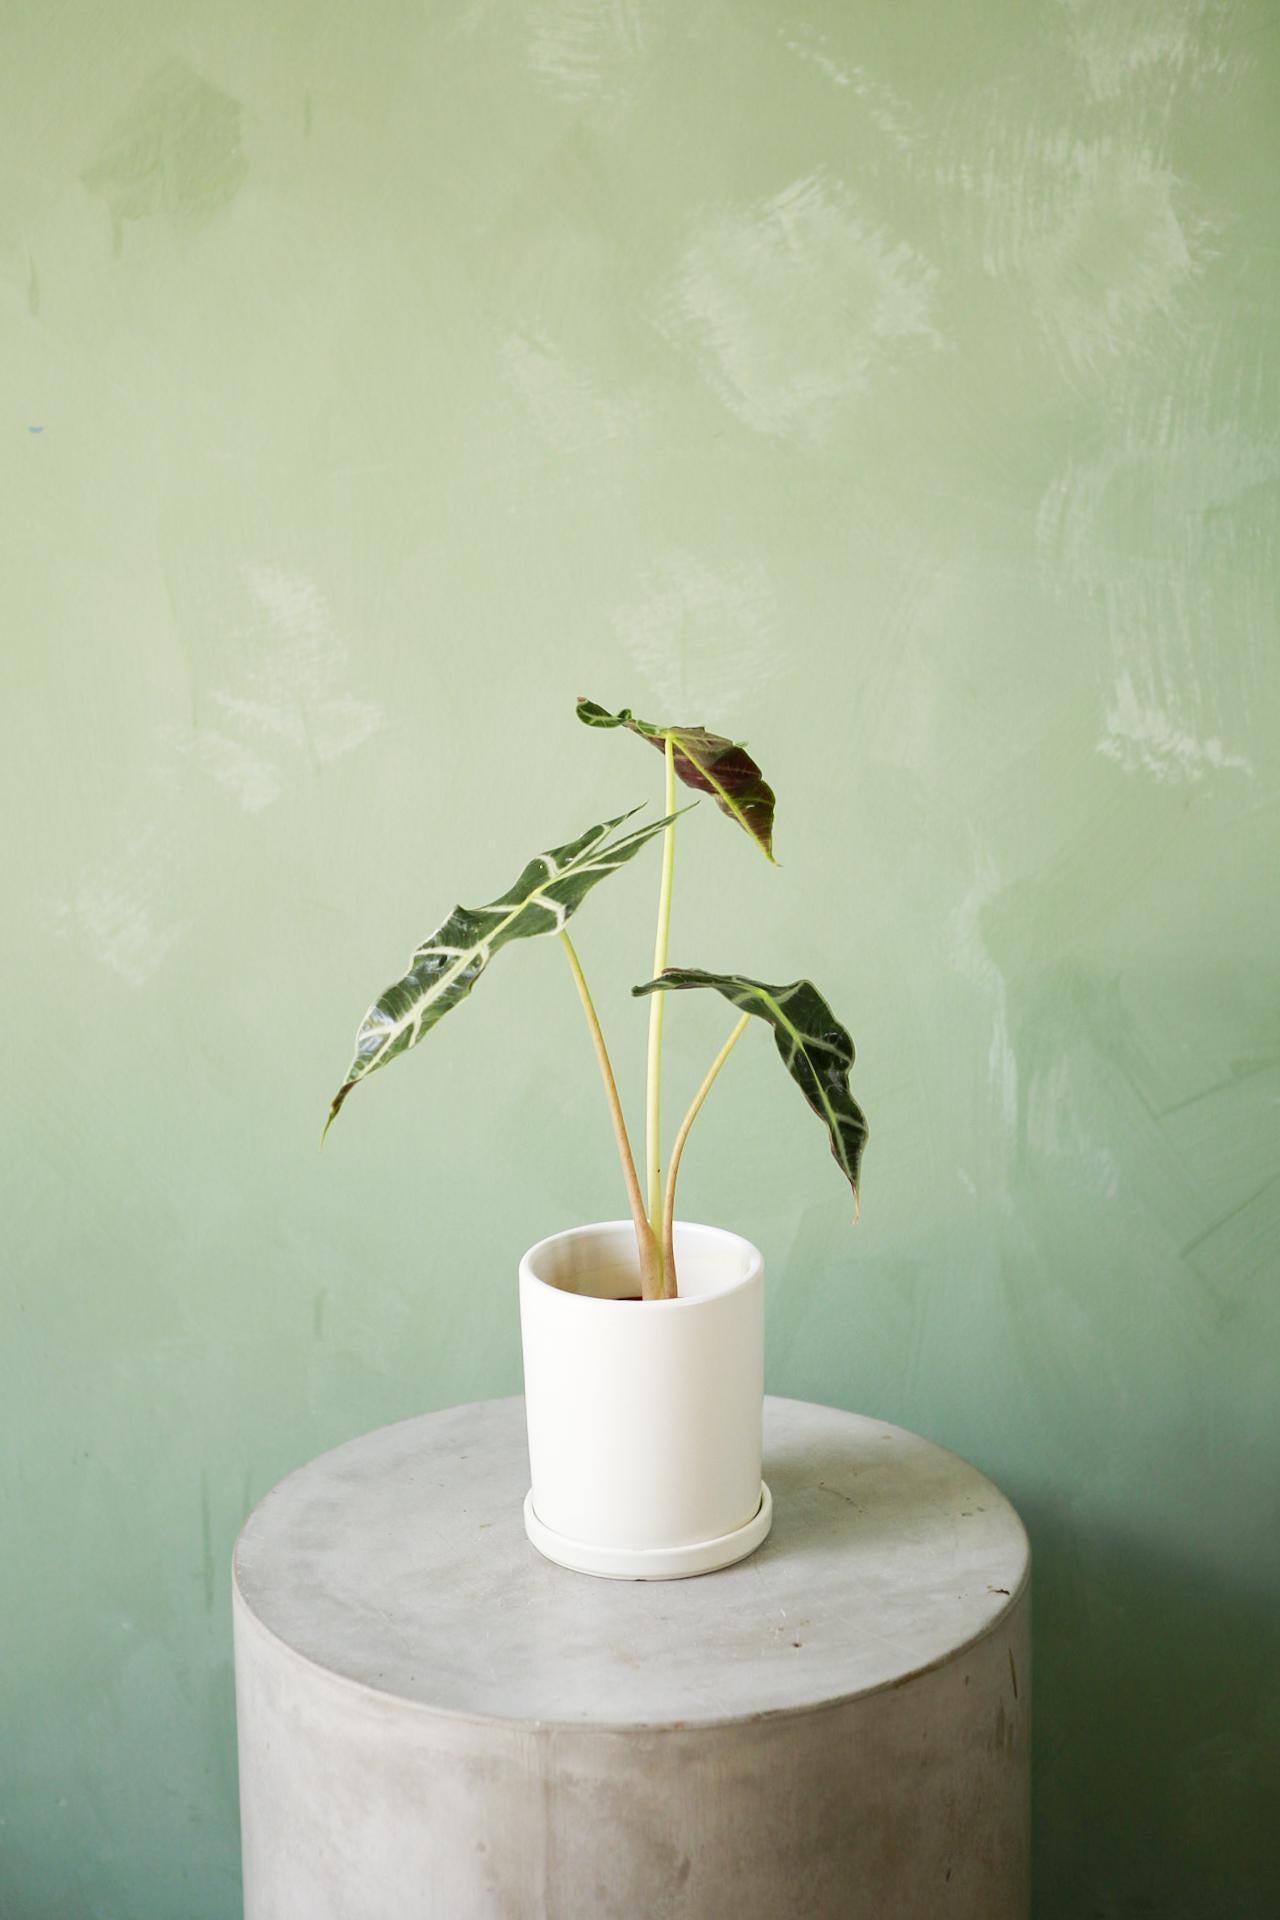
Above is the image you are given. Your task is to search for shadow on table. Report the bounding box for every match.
[1017,1496,1280,1920]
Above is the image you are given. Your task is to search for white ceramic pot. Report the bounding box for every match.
[519,1218,772,1580]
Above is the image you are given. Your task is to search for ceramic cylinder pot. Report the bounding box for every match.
[518,1219,772,1580]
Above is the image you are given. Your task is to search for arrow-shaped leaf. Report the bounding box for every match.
[577,698,777,862]
[631,967,868,1209]
[326,808,683,1137]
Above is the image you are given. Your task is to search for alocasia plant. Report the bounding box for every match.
[326,699,867,1299]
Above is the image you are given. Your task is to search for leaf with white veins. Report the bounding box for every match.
[631,967,868,1209]
[325,808,685,1137]
[576,698,777,862]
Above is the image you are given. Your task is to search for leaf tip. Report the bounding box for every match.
[321,1082,353,1146]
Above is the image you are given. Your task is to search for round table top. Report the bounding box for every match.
[233,1395,1029,1731]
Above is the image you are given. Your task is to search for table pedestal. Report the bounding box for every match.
[233,1396,1031,1917]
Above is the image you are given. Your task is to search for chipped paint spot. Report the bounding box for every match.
[661,172,944,442]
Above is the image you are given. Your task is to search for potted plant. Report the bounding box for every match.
[325,699,868,1579]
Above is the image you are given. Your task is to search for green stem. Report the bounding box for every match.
[559,930,662,1301]
[644,734,678,1281]
[661,1014,750,1289]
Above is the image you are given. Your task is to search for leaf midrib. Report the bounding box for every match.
[362,811,679,1068]
[746,981,855,1181]
[667,727,758,845]
[366,829,608,1063]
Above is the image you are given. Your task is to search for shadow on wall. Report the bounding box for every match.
[1024,1499,1280,1920]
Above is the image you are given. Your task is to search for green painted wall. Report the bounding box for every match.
[4,2,1277,1914]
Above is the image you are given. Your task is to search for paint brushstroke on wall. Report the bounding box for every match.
[1056,0,1242,104]
[501,330,636,451]
[946,843,1020,1201]
[1098,673,1252,784]
[52,823,190,987]
[525,0,648,105]
[660,171,945,443]
[778,27,925,153]
[931,109,1201,371]
[82,61,247,252]
[1039,408,1276,781]
[191,566,385,812]
[611,549,778,717]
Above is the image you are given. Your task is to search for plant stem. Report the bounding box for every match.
[661,1014,750,1286]
[644,734,678,1285]
[559,930,662,1300]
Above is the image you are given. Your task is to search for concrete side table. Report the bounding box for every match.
[233,1396,1031,1918]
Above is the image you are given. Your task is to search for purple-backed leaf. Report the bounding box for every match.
[632,967,867,1212]
[576,698,777,862]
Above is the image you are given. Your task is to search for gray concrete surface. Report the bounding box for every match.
[233,1395,1031,1916]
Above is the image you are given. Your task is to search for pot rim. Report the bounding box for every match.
[520,1218,762,1310]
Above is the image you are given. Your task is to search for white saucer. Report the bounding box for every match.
[522,1481,773,1581]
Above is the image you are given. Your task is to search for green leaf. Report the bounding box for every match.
[631,967,868,1209]
[576,698,777,862]
[325,807,684,1138]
